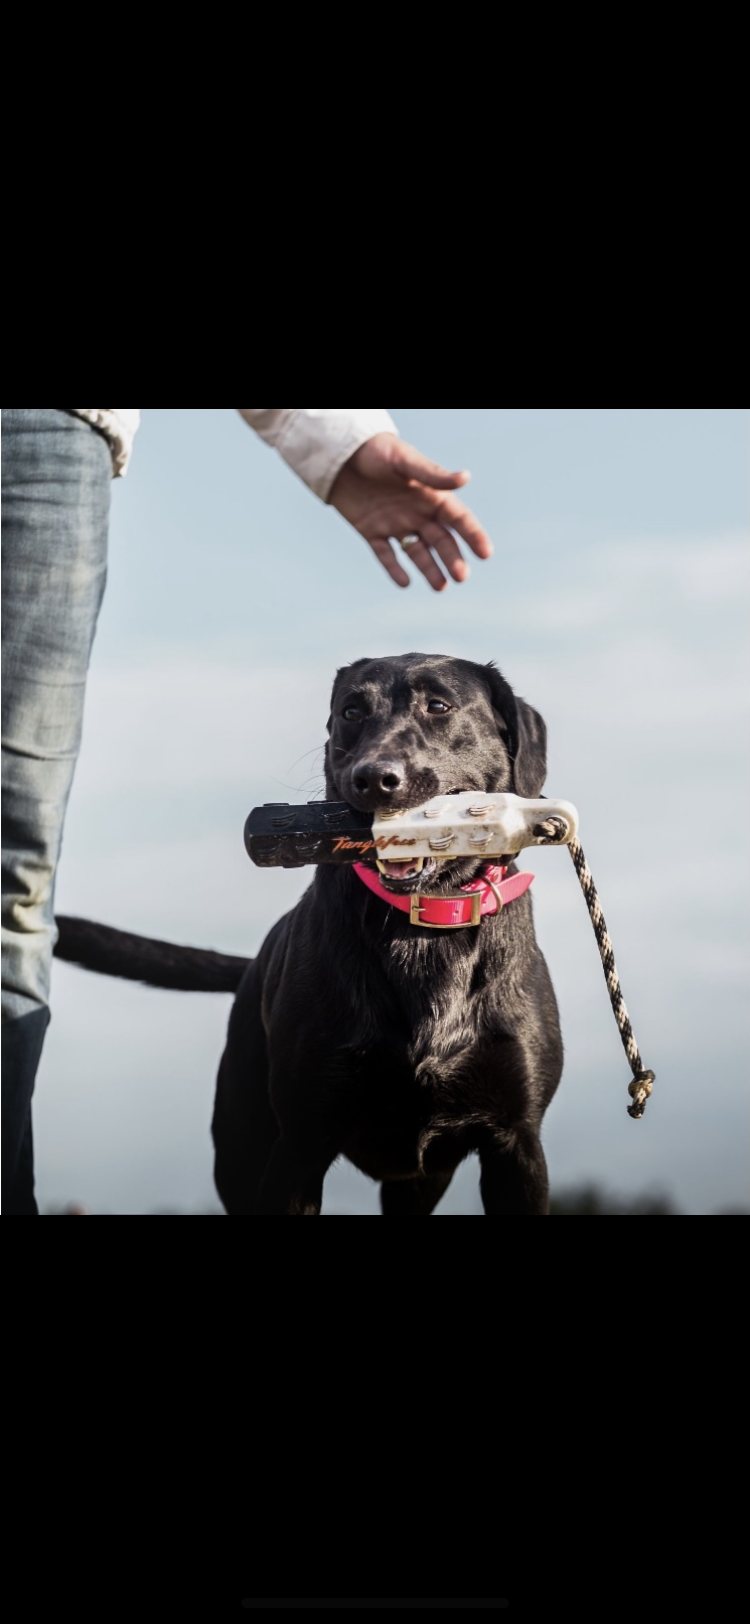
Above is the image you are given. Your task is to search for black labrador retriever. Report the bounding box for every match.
[55,653,563,1214]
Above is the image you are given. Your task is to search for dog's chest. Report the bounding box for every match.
[379,933,496,1080]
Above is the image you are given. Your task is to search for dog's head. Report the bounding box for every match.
[325,653,547,892]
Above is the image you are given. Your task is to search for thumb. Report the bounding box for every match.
[390,439,471,490]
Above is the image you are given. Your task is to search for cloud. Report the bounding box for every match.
[72,659,331,808]
[508,533,749,633]
[612,535,749,606]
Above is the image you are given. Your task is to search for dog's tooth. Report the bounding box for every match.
[375,855,425,878]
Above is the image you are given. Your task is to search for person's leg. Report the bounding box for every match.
[2,409,111,1214]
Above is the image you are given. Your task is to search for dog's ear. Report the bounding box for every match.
[483,662,547,797]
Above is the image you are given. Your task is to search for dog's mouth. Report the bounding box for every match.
[339,785,482,890]
[374,855,439,890]
[370,787,474,890]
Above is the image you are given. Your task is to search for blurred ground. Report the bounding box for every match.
[45,1184,748,1215]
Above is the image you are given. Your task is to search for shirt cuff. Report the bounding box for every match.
[237,409,398,501]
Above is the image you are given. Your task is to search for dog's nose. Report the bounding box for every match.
[351,758,405,800]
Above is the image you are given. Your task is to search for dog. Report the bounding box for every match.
[55,653,564,1214]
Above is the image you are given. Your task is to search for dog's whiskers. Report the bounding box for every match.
[285,743,326,774]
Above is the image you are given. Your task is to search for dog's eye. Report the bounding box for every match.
[342,706,363,721]
[426,699,451,714]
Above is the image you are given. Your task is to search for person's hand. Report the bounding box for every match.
[327,432,493,591]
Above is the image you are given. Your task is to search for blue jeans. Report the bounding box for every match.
[2,409,111,1213]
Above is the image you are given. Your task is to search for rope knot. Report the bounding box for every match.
[627,1069,655,1119]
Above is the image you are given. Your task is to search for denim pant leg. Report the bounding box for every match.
[2,409,111,1214]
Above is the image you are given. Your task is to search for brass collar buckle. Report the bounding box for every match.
[409,890,483,929]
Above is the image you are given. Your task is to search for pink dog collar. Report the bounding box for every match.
[352,861,534,929]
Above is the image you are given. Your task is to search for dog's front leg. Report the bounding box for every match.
[254,1135,337,1215]
[478,1128,550,1215]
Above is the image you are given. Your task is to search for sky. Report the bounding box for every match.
[31,407,749,1214]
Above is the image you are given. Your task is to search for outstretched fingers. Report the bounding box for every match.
[427,489,493,560]
[367,536,412,589]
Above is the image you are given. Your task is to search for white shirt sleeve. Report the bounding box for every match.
[237,408,398,501]
[64,410,141,476]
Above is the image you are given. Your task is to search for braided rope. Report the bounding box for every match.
[567,836,655,1119]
